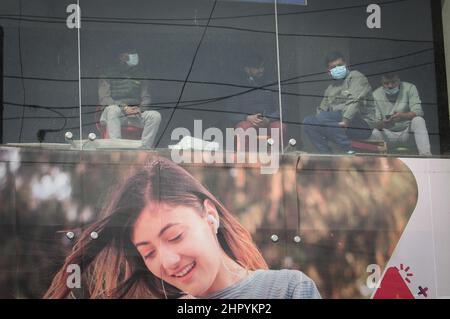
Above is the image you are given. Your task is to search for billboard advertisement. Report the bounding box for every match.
[1,147,448,298]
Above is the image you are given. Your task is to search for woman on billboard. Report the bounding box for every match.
[44,156,320,299]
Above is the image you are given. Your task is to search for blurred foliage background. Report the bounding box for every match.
[0,148,417,298]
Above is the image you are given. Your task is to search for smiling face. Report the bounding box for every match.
[131,201,223,297]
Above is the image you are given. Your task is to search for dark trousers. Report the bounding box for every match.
[303,111,371,153]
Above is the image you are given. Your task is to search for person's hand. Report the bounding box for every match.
[125,106,140,116]
[247,114,263,126]
[382,117,395,129]
[338,118,349,128]
[389,112,404,123]
[376,121,385,130]
[130,106,140,115]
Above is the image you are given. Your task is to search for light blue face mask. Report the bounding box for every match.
[384,86,400,95]
[330,65,348,80]
[126,54,139,67]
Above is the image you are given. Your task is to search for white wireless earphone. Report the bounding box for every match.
[207,214,219,234]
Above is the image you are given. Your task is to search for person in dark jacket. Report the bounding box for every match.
[227,55,287,151]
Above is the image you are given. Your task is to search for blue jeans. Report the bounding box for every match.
[303,111,371,153]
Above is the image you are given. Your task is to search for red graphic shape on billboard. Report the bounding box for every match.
[373,267,415,299]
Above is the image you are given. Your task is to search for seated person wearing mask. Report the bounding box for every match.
[227,55,287,151]
[303,51,376,154]
[99,49,161,149]
[370,73,432,156]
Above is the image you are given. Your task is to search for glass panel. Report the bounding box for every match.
[277,0,440,157]
[0,0,81,146]
[12,149,86,298]
[78,0,280,154]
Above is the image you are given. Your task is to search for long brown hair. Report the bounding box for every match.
[44,156,268,299]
